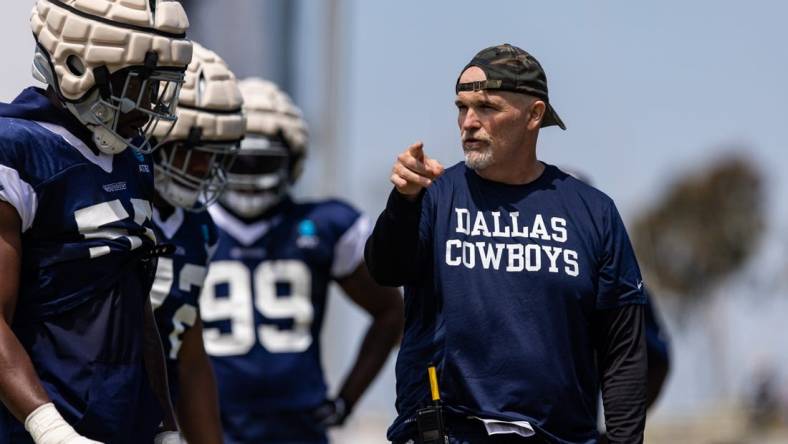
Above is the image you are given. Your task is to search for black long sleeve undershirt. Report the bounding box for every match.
[595,304,648,444]
[364,188,425,287]
[365,188,648,443]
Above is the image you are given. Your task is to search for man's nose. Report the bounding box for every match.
[460,108,481,132]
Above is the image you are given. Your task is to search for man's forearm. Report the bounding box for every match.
[177,357,222,444]
[176,322,223,444]
[0,321,50,422]
[337,307,402,407]
[0,202,47,423]
[598,304,647,444]
[364,189,423,286]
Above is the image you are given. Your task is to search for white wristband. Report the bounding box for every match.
[154,431,184,444]
[24,402,102,444]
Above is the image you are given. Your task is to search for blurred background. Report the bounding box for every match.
[4,1,788,442]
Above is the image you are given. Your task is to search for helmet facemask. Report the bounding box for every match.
[154,127,240,212]
[220,134,292,218]
[66,51,184,155]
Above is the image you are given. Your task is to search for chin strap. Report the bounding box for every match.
[91,125,129,154]
[34,47,128,155]
[64,95,129,155]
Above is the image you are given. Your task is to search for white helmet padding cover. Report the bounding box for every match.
[30,0,193,154]
[31,0,192,101]
[238,77,308,181]
[154,42,245,143]
[153,42,245,211]
[220,78,307,218]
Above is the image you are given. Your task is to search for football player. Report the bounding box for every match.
[149,42,244,444]
[0,1,192,443]
[200,78,404,444]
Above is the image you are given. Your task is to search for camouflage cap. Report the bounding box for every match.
[456,43,565,130]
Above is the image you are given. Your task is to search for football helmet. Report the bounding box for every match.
[30,0,193,154]
[220,77,308,218]
[152,42,245,211]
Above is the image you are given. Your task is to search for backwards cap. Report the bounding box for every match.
[456,43,565,130]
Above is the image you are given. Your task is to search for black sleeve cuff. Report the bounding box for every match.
[597,304,647,444]
[384,187,424,223]
[365,188,425,287]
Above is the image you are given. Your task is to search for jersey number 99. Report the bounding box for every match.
[200,260,313,356]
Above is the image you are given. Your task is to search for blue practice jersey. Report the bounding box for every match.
[0,88,162,443]
[150,206,217,404]
[203,199,369,443]
[388,163,646,444]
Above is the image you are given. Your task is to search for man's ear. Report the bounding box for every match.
[527,100,546,131]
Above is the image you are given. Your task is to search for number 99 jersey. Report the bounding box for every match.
[202,198,369,431]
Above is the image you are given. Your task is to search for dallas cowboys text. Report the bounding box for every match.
[446,209,579,276]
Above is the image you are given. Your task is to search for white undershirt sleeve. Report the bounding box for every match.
[331,215,371,279]
[0,164,38,232]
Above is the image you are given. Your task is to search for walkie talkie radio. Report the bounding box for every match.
[415,365,449,444]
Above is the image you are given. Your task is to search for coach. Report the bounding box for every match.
[365,44,647,443]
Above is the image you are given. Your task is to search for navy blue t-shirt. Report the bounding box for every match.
[202,199,369,444]
[0,88,161,443]
[388,162,646,444]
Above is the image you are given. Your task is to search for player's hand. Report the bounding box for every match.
[311,397,350,428]
[25,403,104,444]
[390,142,444,200]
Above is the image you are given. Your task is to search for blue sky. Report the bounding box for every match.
[336,0,788,224]
[5,0,784,222]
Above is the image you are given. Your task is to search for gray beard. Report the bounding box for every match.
[463,147,495,171]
